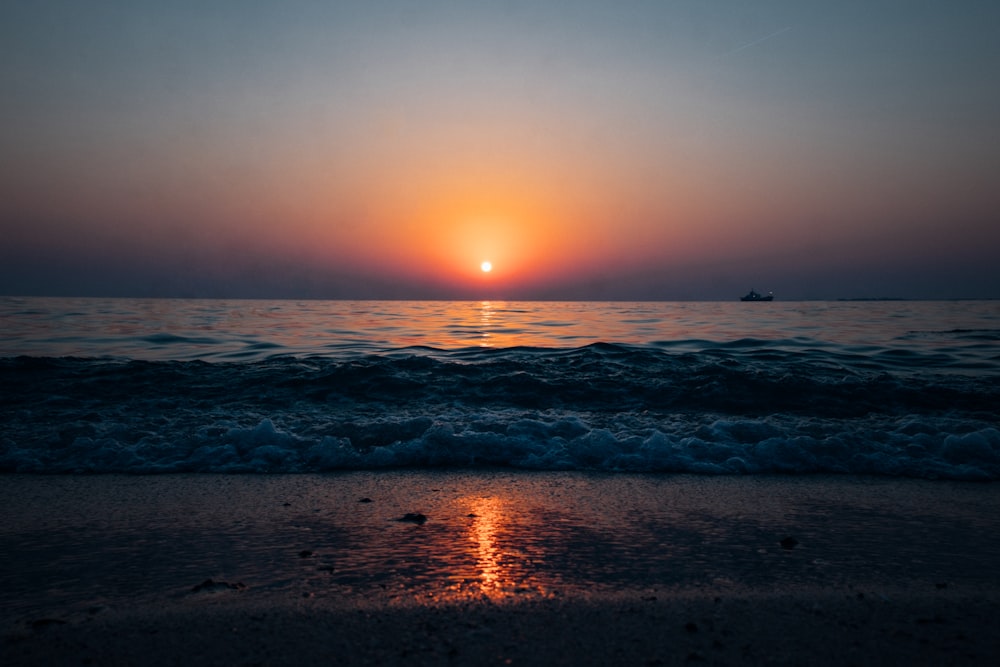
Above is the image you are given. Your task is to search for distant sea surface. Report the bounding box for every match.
[2,298,998,478]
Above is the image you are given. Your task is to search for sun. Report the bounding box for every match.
[480,261,492,273]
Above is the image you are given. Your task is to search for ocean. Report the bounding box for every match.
[2,297,998,479]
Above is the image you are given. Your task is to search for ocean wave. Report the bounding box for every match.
[2,345,998,479]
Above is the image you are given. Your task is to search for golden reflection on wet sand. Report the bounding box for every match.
[466,496,505,595]
[5,472,1000,621]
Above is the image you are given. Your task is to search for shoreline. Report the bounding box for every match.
[3,472,1000,664]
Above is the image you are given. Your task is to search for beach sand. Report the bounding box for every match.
[3,472,999,665]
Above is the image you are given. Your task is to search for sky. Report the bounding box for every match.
[2,0,999,300]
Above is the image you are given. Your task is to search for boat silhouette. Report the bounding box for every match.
[740,289,774,302]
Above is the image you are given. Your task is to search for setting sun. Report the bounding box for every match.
[480,261,492,273]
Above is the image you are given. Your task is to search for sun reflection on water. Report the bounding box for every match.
[478,300,494,347]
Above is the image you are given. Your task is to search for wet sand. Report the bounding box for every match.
[3,472,1000,665]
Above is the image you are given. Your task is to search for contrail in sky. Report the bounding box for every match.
[714,25,794,60]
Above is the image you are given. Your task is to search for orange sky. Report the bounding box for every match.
[2,1,999,299]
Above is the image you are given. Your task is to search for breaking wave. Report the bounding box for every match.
[3,343,998,479]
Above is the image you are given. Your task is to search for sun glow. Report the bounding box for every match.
[383,191,584,292]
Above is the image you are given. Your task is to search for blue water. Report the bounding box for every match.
[2,297,998,478]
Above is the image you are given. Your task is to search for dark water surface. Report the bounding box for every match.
[2,298,998,478]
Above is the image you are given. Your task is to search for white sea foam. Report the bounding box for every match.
[3,407,998,479]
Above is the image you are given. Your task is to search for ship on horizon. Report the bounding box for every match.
[740,289,774,302]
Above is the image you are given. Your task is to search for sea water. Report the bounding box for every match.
[1,297,998,478]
